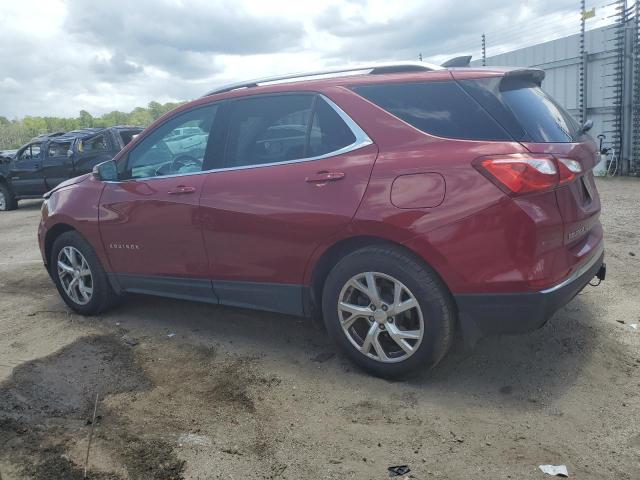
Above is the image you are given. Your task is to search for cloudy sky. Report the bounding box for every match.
[0,0,613,119]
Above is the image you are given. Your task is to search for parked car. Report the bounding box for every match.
[38,62,605,377]
[0,126,142,211]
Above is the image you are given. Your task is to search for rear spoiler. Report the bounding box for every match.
[441,55,472,68]
[501,68,545,86]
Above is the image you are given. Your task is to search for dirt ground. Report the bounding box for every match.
[0,178,638,480]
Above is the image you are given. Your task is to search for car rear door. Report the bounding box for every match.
[43,140,74,190]
[10,143,46,196]
[199,93,378,314]
[99,103,220,302]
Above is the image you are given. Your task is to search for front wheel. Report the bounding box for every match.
[51,231,118,315]
[322,245,455,378]
[0,184,17,211]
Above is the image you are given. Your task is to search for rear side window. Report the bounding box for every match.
[309,98,356,156]
[118,129,141,147]
[224,95,357,168]
[81,135,108,153]
[458,77,581,143]
[352,81,510,141]
[48,142,71,157]
[226,94,313,168]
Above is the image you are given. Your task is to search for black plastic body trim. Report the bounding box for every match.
[109,273,307,317]
[213,280,305,316]
[115,274,218,304]
[455,250,605,335]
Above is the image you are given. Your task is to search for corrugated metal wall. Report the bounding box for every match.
[471,25,625,169]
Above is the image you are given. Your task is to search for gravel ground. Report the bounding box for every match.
[0,177,639,480]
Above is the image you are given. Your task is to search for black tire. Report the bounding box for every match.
[322,245,455,378]
[51,231,118,315]
[0,183,17,211]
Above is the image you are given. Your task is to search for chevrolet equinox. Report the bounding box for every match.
[38,62,606,377]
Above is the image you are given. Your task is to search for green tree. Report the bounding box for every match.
[78,110,94,128]
[128,107,154,126]
[0,99,186,149]
[147,101,164,120]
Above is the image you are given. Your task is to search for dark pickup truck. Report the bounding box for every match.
[0,126,142,211]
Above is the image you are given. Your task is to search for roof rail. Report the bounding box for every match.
[203,61,442,96]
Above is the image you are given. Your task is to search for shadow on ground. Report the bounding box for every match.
[97,292,601,408]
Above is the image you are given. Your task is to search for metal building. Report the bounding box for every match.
[472,9,639,175]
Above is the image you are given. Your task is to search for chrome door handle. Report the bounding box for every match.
[168,186,196,195]
[305,171,345,183]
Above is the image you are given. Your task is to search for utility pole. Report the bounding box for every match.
[632,0,640,173]
[481,34,486,66]
[418,53,423,61]
[579,0,587,125]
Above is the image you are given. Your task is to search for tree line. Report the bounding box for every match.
[0,101,183,150]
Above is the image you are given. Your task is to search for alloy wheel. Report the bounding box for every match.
[337,272,424,363]
[57,246,93,305]
[0,191,6,210]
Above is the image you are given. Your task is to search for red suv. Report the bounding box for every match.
[38,62,605,377]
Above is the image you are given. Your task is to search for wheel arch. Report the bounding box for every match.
[308,235,454,318]
[0,175,15,196]
[44,223,77,273]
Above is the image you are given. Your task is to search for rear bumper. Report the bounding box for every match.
[454,244,605,335]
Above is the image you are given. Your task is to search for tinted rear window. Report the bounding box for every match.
[352,81,510,141]
[224,95,357,168]
[458,77,581,143]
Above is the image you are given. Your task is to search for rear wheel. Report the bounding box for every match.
[322,245,455,378]
[51,231,117,315]
[0,184,17,211]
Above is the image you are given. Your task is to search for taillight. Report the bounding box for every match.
[474,154,582,195]
[557,157,582,185]
[474,154,558,195]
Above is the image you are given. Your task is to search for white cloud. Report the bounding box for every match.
[0,0,595,119]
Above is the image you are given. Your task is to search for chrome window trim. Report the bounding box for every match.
[107,94,373,183]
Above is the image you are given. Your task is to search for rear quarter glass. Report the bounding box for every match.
[457,77,582,143]
[351,81,512,141]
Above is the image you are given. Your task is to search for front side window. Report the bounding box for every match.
[224,95,358,168]
[31,144,41,159]
[18,143,41,161]
[17,146,30,161]
[125,104,218,179]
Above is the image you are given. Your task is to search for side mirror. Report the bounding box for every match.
[580,119,593,133]
[67,149,74,158]
[92,159,118,181]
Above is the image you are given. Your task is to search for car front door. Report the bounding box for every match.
[10,143,46,196]
[43,140,73,190]
[99,103,220,302]
[199,93,378,315]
